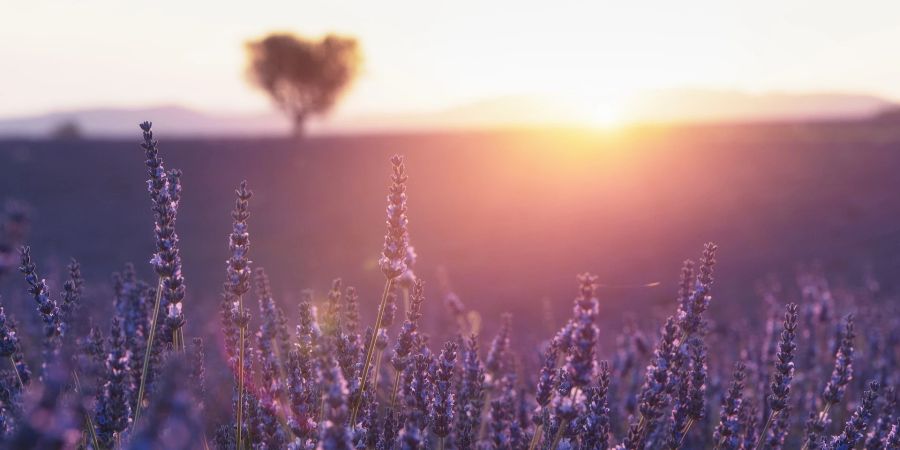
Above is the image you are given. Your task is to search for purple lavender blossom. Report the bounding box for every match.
[678,243,717,337]
[429,340,458,441]
[740,404,759,450]
[533,338,560,424]
[287,348,318,444]
[399,352,432,449]
[58,259,83,339]
[829,380,879,449]
[226,181,253,299]
[764,302,798,450]
[129,356,204,450]
[18,247,62,374]
[713,361,747,450]
[822,314,855,406]
[18,247,61,345]
[321,356,353,448]
[486,313,512,383]
[582,360,612,449]
[623,317,678,450]
[0,303,27,389]
[567,273,599,388]
[379,155,409,280]
[391,278,426,373]
[139,122,186,346]
[323,279,344,348]
[95,316,132,448]
[885,421,900,449]
[456,334,485,450]
[161,169,186,342]
[355,389,379,449]
[488,376,517,450]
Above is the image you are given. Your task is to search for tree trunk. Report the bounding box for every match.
[291,112,307,139]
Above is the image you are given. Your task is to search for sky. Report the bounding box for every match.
[2,0,900,124]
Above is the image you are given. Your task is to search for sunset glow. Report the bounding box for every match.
[4,1,900,447]
[3,1,900,129]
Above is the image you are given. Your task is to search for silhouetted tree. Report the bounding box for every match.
[246,33,360,137]
[50,120,83,140]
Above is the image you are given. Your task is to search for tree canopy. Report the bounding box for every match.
[246,33,360,136]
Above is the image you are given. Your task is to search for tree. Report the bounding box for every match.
[246,33,360,137]
[50,120,83,140]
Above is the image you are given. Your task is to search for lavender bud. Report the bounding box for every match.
[379,155,409,280]
[58,259,83,339]
[566,273,599,388]
[823,314,855,406]
[829,380,879,449]
[581,361,611,449]
[225,181,253,298]
[456,334,485,450]
[486,313,512,382]
[391,279,425,372]
[429,340,458,439]
[713,361,747,450]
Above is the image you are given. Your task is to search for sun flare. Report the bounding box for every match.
[566,94,632,130]
[589,103,625,128]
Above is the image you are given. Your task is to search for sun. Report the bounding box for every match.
[590,103,625,128]
[566,94,631,130]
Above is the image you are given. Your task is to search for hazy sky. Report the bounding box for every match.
[2,0,899,120]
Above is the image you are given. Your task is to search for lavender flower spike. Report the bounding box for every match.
[581,361,612,450]
[829,380,879,449]
[714,361,747,450]
[379,154,409,280]
[0,302,28,388]
[19,247,62,366]
[224,180,253,449]
[822,314,855,406]
[352,154,411,426]
[760,302,798,450]
[568,273,599,388]
[430,340,458,447]
[623,317,678,450]
[161,169,187,348]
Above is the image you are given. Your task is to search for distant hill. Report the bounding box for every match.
[0,105,291,138]
[622,89,894,124]
[868,105,900,123]
[0,98,584,137]
[0,90,895,137]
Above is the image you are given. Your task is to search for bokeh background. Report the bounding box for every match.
[3,0,900,372]
[3,124,900,354]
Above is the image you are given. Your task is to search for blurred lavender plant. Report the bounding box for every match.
[623,317,678,450]
[759,302,799,450]
[94,317,131,448]
[456,334,485,450]
[828,380,879,449]
[804,314,856,450]
[714,361,747,450]
[429,340,457,449]
[18,246,62,374]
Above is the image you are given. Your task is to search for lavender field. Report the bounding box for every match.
[0,122,899,449]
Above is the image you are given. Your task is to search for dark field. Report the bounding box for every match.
[2,122,900,448]
[2,123,900,335]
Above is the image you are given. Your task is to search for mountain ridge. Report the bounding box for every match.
[0,90,895,137]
